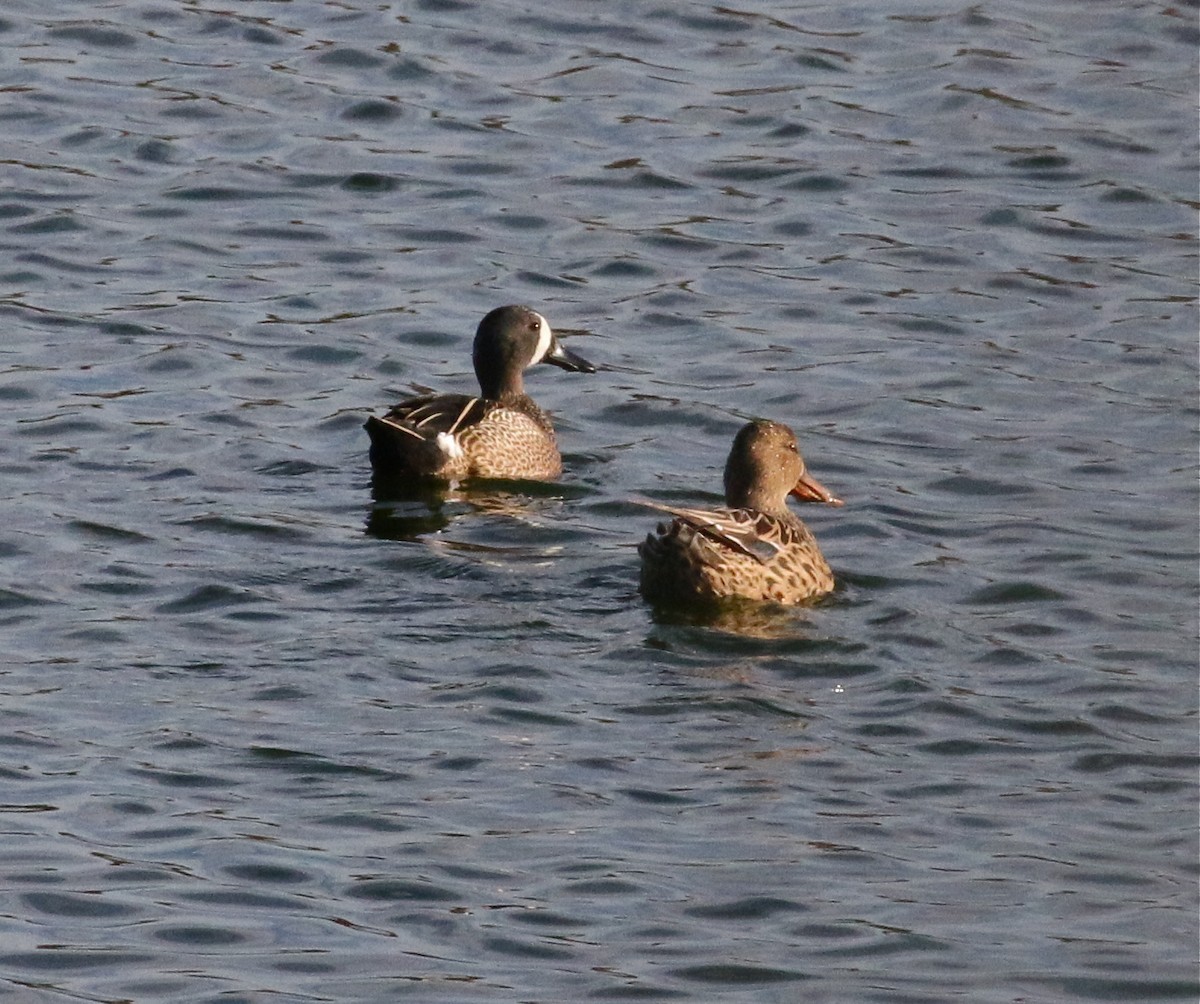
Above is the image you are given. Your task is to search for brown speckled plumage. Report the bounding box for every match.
[365,305,594,482]
[639,420,842,605]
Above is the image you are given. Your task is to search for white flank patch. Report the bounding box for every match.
[531,312,553,364]
[436,431,465,460]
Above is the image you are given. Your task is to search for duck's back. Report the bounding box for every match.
[366,392,561,481]
[639,507,834,604]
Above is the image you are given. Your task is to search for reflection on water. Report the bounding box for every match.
[645,590,837,640]
[365,476,586,542]
[364,497,453,541]
[1,1,1196,1002]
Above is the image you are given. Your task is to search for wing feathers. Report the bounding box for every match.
[636,500,795,565]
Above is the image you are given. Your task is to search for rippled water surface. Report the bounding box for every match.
[2,1,1197,1001]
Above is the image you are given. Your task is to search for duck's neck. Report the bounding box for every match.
[477,370,524,402]
[725,479,788,515]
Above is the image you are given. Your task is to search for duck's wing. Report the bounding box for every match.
[637,500,800,565]
[377,394,490,440]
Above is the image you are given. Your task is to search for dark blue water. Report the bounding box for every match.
[1,1,1197,1001]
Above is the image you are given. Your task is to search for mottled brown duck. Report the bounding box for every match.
[639,419,842,605]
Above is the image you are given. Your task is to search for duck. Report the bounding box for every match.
[638,419,843,605]
[365,305,595,482]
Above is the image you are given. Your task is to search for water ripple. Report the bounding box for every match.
[0,1,1194,1002]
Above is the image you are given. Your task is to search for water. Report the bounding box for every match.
[1,1,1197,1001]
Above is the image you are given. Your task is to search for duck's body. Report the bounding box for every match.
[638,420,842,605]
[366,391,563,481]
[365,305,594,482]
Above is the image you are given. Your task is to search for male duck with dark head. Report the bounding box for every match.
[365,305,595,482]
[639,419,843,605]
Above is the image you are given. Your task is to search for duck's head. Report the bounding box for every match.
[723,419,843,513]
[473,305,595,398]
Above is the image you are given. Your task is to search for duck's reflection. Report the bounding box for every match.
[644,590,839,640]
[364,474,572,543]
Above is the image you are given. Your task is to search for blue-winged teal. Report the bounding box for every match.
[365,305,595,481]
[638,419,843,605]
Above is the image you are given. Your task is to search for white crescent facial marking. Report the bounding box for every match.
[532,312,552,365]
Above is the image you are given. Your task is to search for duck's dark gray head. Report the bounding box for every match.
[472,305,595,399]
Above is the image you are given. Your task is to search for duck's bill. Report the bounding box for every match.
[544,339,596,374]
[790,471,844,506]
